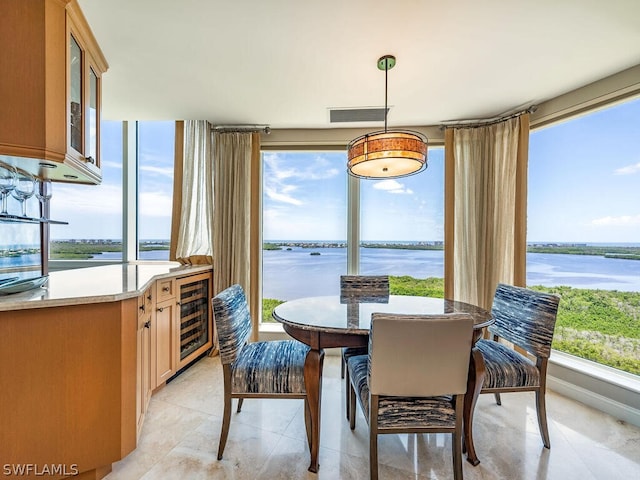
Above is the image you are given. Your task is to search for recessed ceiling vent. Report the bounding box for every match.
[329,107,388,123]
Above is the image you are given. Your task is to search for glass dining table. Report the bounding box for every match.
[272,294,493,473]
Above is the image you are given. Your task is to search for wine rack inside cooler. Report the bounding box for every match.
[178,276,210,361]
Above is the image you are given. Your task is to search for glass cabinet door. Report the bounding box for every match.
[69,34,83,155]
[88,67,98,164]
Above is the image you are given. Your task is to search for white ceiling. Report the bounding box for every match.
[78,0,640,129]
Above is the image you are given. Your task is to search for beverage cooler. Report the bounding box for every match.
[177,273,213,367]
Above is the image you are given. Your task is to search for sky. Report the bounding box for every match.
[22,96,640,245]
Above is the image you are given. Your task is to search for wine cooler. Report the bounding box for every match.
[177,272,212,367]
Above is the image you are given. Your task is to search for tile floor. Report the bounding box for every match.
[105,354,640,479]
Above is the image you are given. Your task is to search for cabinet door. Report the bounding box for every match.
[66,4,105,177]
[153,300,176,387]
[136,289,153,437]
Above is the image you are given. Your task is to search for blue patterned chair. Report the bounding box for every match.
[211,284,310,460]
[347,312,474,480]
[339,275,390,419]
[476,283,560,449]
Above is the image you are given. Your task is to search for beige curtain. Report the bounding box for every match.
[212,132,255,303]
[170,120,214,265]
[444,114,529,309]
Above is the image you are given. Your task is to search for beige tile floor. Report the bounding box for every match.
[106,354,640,480]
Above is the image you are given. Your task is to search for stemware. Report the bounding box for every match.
[35,179,53,220]
[10,171,36,217]
[0,163,17,215]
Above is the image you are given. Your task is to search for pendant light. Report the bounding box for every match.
[347,55,428,179]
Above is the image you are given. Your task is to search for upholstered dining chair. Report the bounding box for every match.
[475,283,560,449]
[347,312,474,480]
[339,275,389,419]
[211,284,310,460]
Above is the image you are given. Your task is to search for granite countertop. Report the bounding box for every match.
[0,262,212,311]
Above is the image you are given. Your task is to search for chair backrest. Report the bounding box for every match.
[211,284,252,365]
[340,275,389,303]
[488,283,560,358]
[368,313,474,397]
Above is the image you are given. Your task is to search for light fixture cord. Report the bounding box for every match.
[384,58,388,133]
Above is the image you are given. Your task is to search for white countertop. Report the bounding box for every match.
[0,262,212,311]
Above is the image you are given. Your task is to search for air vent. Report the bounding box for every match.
[329,107,388,123]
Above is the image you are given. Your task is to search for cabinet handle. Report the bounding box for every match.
[162,286,170,292]
[147,294,152,301]
[144,320,151,329]
[85,156,95,164]
[157,307,164,312]
[176,301,181,306]
[139,305,145,312]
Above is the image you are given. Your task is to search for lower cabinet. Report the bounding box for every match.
[154,293,177,387]
[135,270,213,438]
[136,286,153,438]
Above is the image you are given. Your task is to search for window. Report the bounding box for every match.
[528,98,640,376]
[262,151,347,309]
[261,148,446,322]
[137,121,175,260]
[359,147,444,284]
[49,120,123,261]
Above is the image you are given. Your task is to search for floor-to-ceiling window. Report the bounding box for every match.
[48,120,175,267]
[528,97,640,376]
[137,121,175,260]
[261,147,445,323]
[49,120,123,261]
[360,147,445,294]
[262,151,348,319]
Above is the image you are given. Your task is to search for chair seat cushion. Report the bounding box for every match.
[232,340,309,394]
[342,346,367,362]
[476,339,540,389]
[347,354,456,429]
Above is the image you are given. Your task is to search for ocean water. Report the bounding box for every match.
[2,245,639,298]
[262,247,640,301]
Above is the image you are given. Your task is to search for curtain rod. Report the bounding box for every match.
[211,124,271,134]
[439,105,537,130]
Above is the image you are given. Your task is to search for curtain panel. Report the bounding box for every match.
[444,114,529,310]
[171,120,214,265]
[212,132,258,310]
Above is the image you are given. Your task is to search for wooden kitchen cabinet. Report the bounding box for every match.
[136,286,153,438]
[0,0,108,184]
[153,282,177,388]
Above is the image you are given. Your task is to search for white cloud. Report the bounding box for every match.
[372,179,413,194]
[264,185,303,206]
[139,164,174,178]
[614,162,640,175]
[591,215,640,227]
[139,191,173,217]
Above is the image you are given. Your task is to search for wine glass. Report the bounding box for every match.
[10,171,36,217]
[0,163,17,215]
[36,179,53,220]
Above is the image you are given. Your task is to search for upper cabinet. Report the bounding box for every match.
[0,0,108,184]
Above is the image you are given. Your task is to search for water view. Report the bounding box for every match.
[262,245,640,301]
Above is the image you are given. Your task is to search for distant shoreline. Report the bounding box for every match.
[2,240,639,261]
[264,241,640,260]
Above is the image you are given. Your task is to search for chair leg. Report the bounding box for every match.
[341,350,346,379]
[535,390,551,448]
[304,397,312,451]
[349,380,357,430]
[236,397,244,413]
[369,395,379,480]
[218,391,232,460]
[494,393,501,405]
[345,367,351,420]
[453,395,464,480]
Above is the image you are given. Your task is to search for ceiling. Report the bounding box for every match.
[78,0,640,129]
